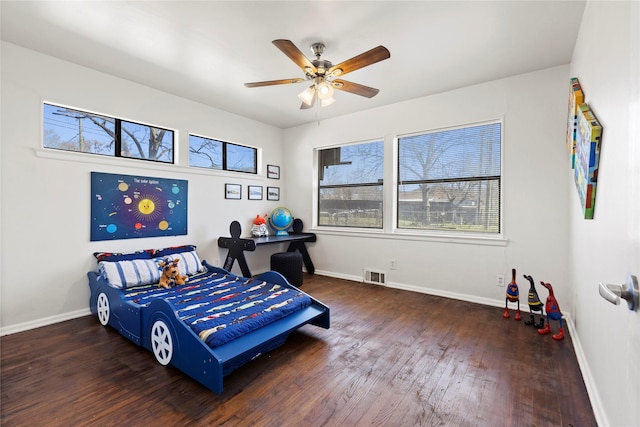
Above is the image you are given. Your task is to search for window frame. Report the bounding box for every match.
[316,139,385,230]
[395,120,503,237]
[42,102,175,164]
[188,133,258,175]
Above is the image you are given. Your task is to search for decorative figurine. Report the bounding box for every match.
[250,214,269,237]
[523,274,545,328]
[537,281,564,340]
[503,268,521,320]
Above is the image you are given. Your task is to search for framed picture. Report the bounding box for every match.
[267,164,280,179]
[225,183,241,200]
[248,185,263,200]
[267,186,280,201]
[90,172,188,241]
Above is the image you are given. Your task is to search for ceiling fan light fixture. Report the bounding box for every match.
[317,81,334,100]
[321,96,335,107]
[298,85,315,105]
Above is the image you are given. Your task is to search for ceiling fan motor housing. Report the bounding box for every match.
[313,59,333,75]
[310,42,326,57]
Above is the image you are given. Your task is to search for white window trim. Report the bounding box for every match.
[313,118,506,245]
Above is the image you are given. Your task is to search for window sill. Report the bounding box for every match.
[310,226,508,246]
[35,148,260,180]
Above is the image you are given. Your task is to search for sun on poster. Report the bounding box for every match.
[91,172,188,241]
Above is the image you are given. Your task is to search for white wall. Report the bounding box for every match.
[569,2,640,426]
[284,65,572,309]
[0,42,288,333]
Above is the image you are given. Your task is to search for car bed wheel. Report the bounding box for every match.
[96,292,110,326]
[151,319,173,366]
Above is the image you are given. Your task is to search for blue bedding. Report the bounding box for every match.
[123,270,312,348]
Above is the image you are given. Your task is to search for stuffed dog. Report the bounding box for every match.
[158,258,188,289]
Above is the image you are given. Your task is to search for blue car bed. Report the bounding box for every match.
[87,245,330,393]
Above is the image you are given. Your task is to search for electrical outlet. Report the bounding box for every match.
[496,274,505,287]
[389,260,397,270]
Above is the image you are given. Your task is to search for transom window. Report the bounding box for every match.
[318,140,384,228]
[398,121,501,233]
[43,103,174,163]
[189,134,257,174]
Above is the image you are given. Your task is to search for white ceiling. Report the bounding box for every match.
[1,1,585,129]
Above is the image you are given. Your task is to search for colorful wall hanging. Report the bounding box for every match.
[573,104,602,219]
[91,172,188,241]
[565,77,584,168]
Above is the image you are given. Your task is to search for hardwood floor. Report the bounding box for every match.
[1,274,596,426]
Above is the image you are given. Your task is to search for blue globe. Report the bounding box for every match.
[269,207,293,236]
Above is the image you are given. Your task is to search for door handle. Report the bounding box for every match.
[599,273,639,311]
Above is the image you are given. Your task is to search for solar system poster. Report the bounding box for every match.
[91,172,188,241]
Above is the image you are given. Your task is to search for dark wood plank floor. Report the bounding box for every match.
[1,274,596,426]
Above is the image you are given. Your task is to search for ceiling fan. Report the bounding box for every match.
[244,39,390,109]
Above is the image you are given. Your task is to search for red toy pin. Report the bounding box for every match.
[537,281,564,340]
[503,268,521,320]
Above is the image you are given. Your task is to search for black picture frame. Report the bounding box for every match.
[267,164,280,179]
[267,186,280,201]
[225,183,241,199]
[248,185,263,200]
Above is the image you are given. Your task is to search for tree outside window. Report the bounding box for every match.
[43,103,174,163]
[398,122,501,233]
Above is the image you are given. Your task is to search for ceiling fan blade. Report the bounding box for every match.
[329,46,390,77]
[244,78,305,88]
[273,39,317,75]
[332,79,380,98]
[300,91,317,109]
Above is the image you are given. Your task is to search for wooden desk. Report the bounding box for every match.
[218,219,316,278]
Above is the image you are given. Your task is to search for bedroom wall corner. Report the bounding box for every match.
[283,65,572,313]
[0,41,285,333]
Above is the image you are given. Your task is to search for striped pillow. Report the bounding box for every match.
[161,250,204,277]
[98,259,162,289]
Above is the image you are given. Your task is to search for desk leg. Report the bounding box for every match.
[223,252,253,278]
[288,242,315,274]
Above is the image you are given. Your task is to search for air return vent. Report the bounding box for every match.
[364,269,386,285]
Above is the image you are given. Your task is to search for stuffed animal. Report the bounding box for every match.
[158,258,188,289]
[251,214,269,237]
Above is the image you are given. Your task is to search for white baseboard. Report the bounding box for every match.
[565,314,608,427]
[0,308,91,336]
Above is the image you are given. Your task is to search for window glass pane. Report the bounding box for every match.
[120,120,173,163]
[43,103,115,155]
[319,141,384,186]
[319,186,383,228]
[189,135,223,169]
[399,123,501,182]
[398,180,500,232]
[318,140,384,229]
[397,122,501,234]
[226,142,257,173]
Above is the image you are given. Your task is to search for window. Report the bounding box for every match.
[43,103,174,163]
[318,140,384,228]
[189,134,257,174]
[398,122,501,233]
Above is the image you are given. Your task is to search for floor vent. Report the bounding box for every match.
[364,269,386,285]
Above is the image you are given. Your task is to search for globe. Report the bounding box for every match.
[269,207,293,236]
